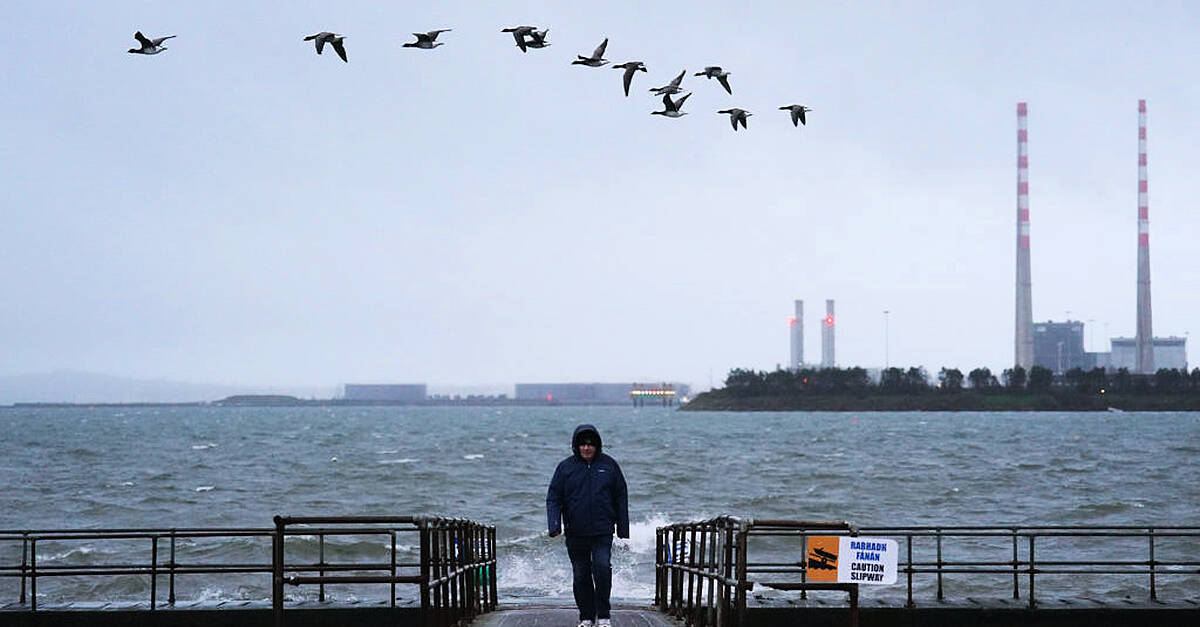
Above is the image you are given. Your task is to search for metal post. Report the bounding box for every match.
[453,523,463,625]
[318,533,325,603]
[1012,529,1020,599]
[708,524,719,627]
[735,522,748,627]
[431,525,442,627]
[905,534,914,608]
[655,528,663,608]
[716,524,731,627]
[849,583,860,627]
[466,523,474,620]
[390,531,397,607]
[488,527,498,612]
[20,534,27,605]
[1027,534,1036,609]
[151,535,158,609]
[452,522,462,624]
[30,538,37,612]
[472,521,482,610]
[699,523,710,626]
[1148,528,1157,600]
[799,533,807,600]
[272,516,285,627]
[686,526,697,624]
[936,528,944,601]
[419,522,431,627]
[169,530,177,606]
[442,523,452,625]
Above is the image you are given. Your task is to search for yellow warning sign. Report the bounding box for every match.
[805,536,840,582]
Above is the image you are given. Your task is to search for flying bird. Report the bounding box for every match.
[718,108,752,131]
[695,66,733,95]
[779,105,812,127]
[304,32,347,62]
[613,61,647,97]
[651,92,691,118]
[572,38,609,67]
[649,70,687,96]
[501,26,537,52]
[403,29,452,49]
[525,29,551,49]
[128,31,175,55]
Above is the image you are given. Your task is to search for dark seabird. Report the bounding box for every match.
[613,61,647,97]
[651,92,691,118]
[779,104,813,127]
[501,26,537,52]
[572,38,609,67]
[649,70,687,96]
[403,29,452,49]
[718,108,752,131]
[525,29,551,49]
[304,32,347,62]
[695,66,733,95]
[128,31,175,55]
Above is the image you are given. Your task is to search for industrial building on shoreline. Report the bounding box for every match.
[337,382,691,405]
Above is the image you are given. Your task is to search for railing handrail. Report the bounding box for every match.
[1,513,498,627]
[271,515,496,627]
[657,518,1200,627]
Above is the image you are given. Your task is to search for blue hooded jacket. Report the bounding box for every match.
[546,424,630,538]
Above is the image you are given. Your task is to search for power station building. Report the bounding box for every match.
[1033,321,1086,373]
[1106,337,1188,372]
[515,382,690,405]
[343,384,427,402]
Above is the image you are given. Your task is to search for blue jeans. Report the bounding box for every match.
[565,534,613,621]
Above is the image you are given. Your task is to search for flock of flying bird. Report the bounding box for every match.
[127,26,813,132]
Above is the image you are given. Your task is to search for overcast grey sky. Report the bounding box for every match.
[2,1,1198,392]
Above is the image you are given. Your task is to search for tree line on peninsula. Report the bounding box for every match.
[684,365,1200,410]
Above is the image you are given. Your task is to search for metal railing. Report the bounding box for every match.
[272,515,496,627]
[858,525,1200,609]
[0,514,497,627]
[657,519,1200,627]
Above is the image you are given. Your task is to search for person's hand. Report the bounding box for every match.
[549,529,561,538]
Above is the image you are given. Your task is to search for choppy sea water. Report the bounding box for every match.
[1,406,1198,606]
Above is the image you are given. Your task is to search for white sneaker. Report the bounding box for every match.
[577,621,594,627]
[597,619,611,627]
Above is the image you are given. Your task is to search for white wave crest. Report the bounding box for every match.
[463,454,484,460]
[44,546,97,561]
[191,443,218,450]
[195,485,215,492]
[379,458,419,465]
[624,512,676,553]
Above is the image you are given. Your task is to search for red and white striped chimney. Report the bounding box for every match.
[1135,99,1154,373]
[1014,103,1034,369]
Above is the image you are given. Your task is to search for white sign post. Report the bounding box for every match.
[837,537,898,584]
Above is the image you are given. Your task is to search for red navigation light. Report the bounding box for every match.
[824,316,834,325]
[788,317,796,325]
[546,393,553,402]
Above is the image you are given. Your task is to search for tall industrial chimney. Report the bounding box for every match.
[1135,99,1155,374]
[789,300,804,370]
[821,299,835,368]
[1014,102,1034,370]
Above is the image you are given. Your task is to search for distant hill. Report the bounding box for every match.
[0,371,333,405]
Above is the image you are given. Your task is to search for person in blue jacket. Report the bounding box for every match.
[547,424,629,627]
